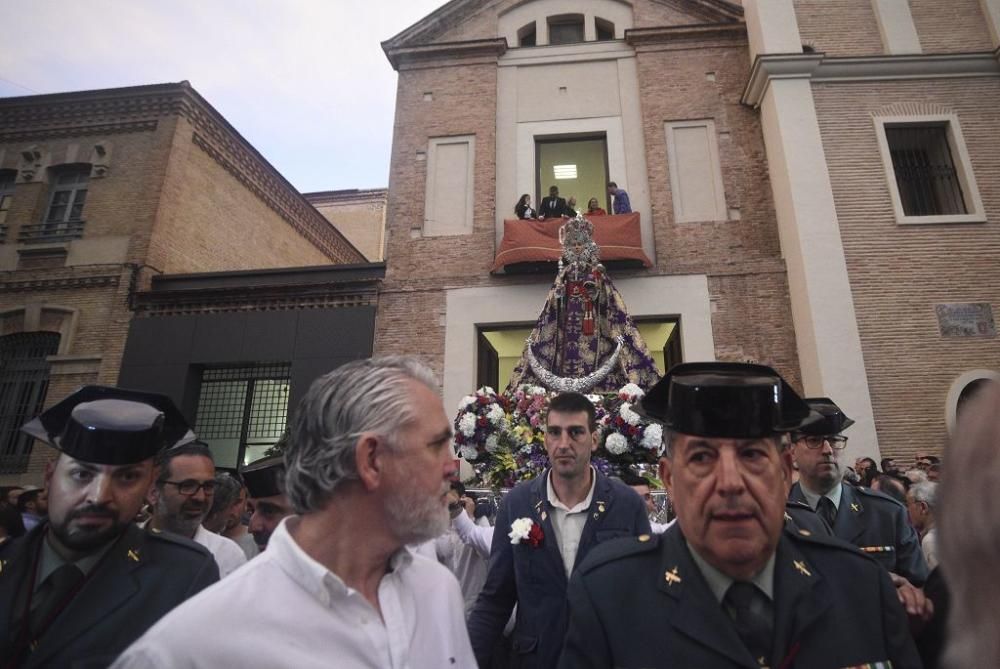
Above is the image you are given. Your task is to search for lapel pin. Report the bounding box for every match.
[851,503,860,512]
[128,549,140,562]
[664,566,682,586]
[597,502,606,514]
[793,560,811,577]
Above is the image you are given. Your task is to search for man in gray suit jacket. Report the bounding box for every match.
[0,386,218,668]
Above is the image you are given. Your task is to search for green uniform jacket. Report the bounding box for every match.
[558,523,922,669]
[0,522,219,669]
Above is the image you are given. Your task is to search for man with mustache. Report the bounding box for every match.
[0,386,218,669]
[558,363,920,668]
[240,454,292,552]
[468,392,651,669]
[114,357,475,668]
[146,443,247,578]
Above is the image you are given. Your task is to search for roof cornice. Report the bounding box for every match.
[626,22,746,47]
[741,50,1000,107]
[383,38,508,70]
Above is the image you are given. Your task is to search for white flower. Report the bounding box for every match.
[519,444,534,455]
[586,394,603,406]
[458,412,478,437]
[487,404,505,426]
[480,386,497,396]
[619,383,644,400]
[509,517,534,544]
[485,434,499,452]
[605,432,629,455]
[619,402,641,426]
[642,423,663,451]
[459,395,476,410]
[459,444,479,461]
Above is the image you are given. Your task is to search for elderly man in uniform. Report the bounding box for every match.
[559,363,921,669]
[114,356,475,668]
[0,386,219,669]
[240,454,293,552]
[788,397,930,617]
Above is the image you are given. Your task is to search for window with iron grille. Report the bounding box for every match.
[886,125,967,217]
[875,115,985,225]
[0,332,60,474]
[44,165,90,227]
[194,363,291,469]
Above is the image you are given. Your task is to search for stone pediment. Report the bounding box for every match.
[382,0,743,53]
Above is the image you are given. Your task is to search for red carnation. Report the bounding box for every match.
[526,522,544,548]
[478,416,488,427]
[478,396,489,405]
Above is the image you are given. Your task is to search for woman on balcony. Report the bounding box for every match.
[515,194,536,219]
[586,197,606,216]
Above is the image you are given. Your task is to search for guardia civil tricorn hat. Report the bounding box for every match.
[636,362,820,438]
[797,397,855,436]
[240,455,285,499]
[20,385,195,465]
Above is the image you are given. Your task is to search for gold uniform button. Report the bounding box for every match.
[637,534,650,542]
[798,529,812,536]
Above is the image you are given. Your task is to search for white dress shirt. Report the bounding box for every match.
[113,517,476,669]
[452,509,494,559]
[194,524,247,578]
[546,467,596,577]
[435,524,489,617]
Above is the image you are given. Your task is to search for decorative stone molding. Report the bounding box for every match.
[0,303,80,354]
[383,38,508,70]
[0,275,119,293]
[46,354,102,376]
[742,51,1000,108]
[0,120,158,144]
[625,23,746,48]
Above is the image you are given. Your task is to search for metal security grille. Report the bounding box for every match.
[0,333,60,474]
[194,363,291,468]
[887,125,967,217]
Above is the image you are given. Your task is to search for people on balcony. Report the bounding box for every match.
[607,181,632,214]
[586,197,606,216]
[538,185,569,219]
[515,193,536,220]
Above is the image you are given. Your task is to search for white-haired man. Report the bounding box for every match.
[114,357,475,668]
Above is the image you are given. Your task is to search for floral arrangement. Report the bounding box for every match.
[509,517,544,547]
[456,382,663,486]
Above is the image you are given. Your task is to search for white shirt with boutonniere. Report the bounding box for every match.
[509,517,535,544]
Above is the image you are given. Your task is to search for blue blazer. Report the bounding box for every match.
[467,469,650,668]
[789,482,928,586]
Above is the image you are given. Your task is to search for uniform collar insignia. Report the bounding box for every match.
[850,502,861,512]
[793,559,812,577]
[664,566,682,585]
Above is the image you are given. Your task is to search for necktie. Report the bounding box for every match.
[28,563,84,637]
[817,496,838,528]
[724,581,774,667]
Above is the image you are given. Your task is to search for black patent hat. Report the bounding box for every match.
[240,455,285,498]
[20,385,195,465]
[797,398,855,436]
[636,362,820,438]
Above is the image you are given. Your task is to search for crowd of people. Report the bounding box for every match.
[515,182,631,220]
[0,356,996,668]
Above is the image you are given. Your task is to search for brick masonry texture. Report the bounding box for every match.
[379,15,803,399]
[813,78,1000,463]
[793,0,884,56]
[909,0,993,54]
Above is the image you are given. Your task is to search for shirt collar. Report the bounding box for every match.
[270,516,415,608]
[546,466,597,513]
[799,481,843,511]
[36,529,114,590]
[687,541,776,603]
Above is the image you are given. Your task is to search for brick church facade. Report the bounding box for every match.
[378,0,1000,465]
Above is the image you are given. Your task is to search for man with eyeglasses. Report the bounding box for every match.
[468,391,650,669]
[0,386,218,668]
[147,442,247,578]
[789,398,930,612]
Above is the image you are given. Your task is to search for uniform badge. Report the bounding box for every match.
[793,560,812,577]
[664,566,682,585]
[850,503,861,512]
[128,549,141,562]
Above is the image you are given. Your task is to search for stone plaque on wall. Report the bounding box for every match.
[936,303,996,337]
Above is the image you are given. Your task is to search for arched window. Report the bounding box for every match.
[518,22,537,47]
[595,18,615,41]
[0,332,60,473]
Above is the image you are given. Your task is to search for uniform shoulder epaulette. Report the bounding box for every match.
[143,526,214,558]
[853,485,906,508]
[785,499,813,511]
[576,534,660,575]
[787,524,880,561]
